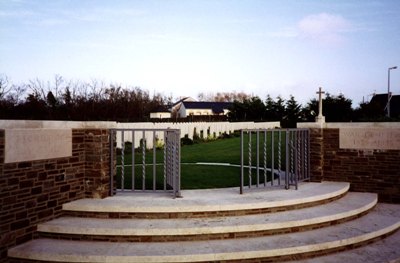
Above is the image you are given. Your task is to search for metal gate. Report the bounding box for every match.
[110,128,181,198]
[240,129,310,194]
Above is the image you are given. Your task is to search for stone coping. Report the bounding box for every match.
[62,182,350,213]
[297,122,400,129]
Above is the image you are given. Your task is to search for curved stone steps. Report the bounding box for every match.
[288,230,400,263]
[62,181,350,218]
[38,192,377,241]
[295,227,400,263]
[8,203,400,263]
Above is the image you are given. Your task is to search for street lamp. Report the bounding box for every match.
[387,66,397,118]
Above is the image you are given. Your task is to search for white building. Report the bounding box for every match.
[177,101,233,118]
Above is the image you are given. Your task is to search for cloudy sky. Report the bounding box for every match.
[1,0,399,106]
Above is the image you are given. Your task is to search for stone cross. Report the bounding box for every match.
[316,87,325,117]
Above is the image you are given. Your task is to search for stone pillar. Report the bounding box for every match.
[309,128,324,182]
[84,129,111,198]
[0,130,4,177]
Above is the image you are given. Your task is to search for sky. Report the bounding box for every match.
[1,0,400,106]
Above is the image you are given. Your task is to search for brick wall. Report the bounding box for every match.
[309,128,400,203]
[0,129,111,262]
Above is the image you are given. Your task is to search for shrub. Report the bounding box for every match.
[219,132,233,139]
[181,136,194,145]
[155,139,164,150]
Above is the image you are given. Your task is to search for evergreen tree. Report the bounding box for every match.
[285,95,302,124]
[302,93,353,122]
[324,93,353,122]
[265,95,275,120]
[273,96,286,121]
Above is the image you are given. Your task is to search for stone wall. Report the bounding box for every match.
[308,128,400,203]
[0,129,111,262]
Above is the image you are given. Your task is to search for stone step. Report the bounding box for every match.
[62,181,350,218]
[38,192,377,241]
[8,203,400,263]
[294,227,400,263]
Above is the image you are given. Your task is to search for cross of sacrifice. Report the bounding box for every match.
[316,87,325,117]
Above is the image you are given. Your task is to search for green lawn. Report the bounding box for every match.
[181,136,242,164]
[116,164,274,190]
[116,132,286,189]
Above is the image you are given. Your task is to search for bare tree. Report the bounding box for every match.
[7,84,27,105]
[77,80,89,100]
[66,79,82,101]
[0,74,11,99]
[88,78,107,102]
[28,78,47,101]
[53,74,64,100]
[197,91,251,102]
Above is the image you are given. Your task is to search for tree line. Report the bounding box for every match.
[228,94,352,127]
[228,93,397,126]
[0,75,171,121]
[0,75,396,124]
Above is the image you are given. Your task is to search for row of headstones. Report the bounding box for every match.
[115,121,280,149]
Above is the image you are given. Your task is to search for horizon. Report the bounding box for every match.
[1,0,399,107]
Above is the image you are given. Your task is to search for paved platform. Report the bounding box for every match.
[63,181,350,213]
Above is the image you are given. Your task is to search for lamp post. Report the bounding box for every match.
[387,66,397,118]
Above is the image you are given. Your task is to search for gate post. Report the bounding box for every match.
[240,129,244,194]
[174,130,182,198]
[285,130,290,190]
[309,128,324,182]
[84,129,111,198]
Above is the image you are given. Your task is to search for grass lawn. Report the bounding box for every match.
[116,164,274,190]
[116,132,286,189]
[181,136,242,164]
